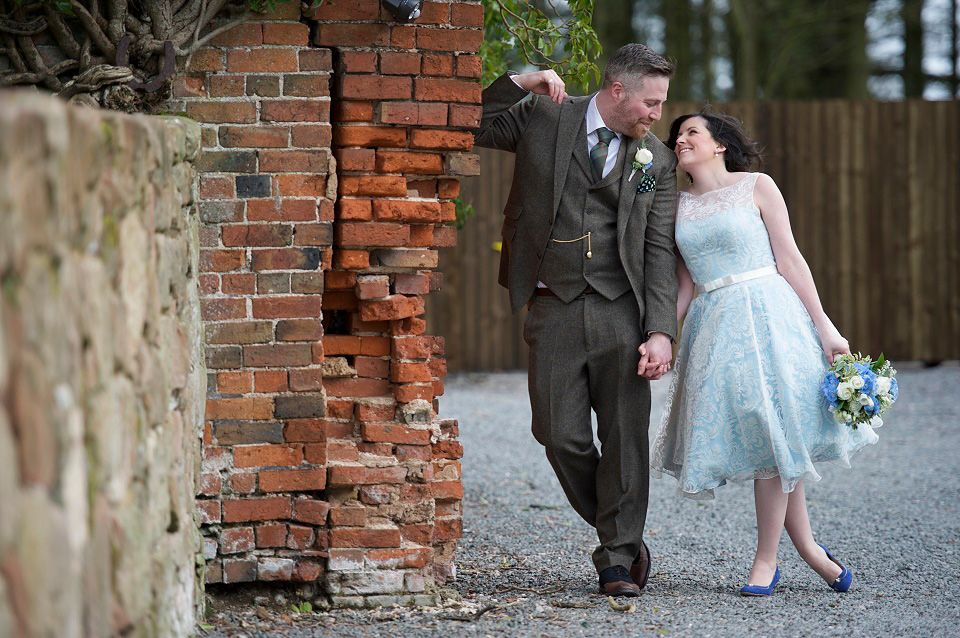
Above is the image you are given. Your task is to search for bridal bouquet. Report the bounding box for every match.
[821,354,898,429]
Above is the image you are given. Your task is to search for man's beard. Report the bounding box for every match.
[609,98,651,139]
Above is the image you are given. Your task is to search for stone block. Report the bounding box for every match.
[258,557,296,581]
[327,570,406,595]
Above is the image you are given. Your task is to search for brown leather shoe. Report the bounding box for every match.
[599,565,640,597]
[630,540,652,590]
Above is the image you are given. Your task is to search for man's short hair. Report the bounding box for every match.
[602,44,674,90]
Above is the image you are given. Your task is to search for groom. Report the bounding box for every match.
[474,44,679,596]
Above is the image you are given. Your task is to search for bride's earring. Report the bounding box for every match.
[714,148,721,157]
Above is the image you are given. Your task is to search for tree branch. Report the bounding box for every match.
[143,0,174,40]
[0,15,46,35]
[0,0,307,104]
[496,5,563,67]
[42,5,81,59]
[68,0,117,60]
[58,63,133,98]
[124,14,149,38]
[90,0,110,34]
[1,60,77,86]
[185,9,250,54]
[190,0,207,52]
[0,34,28,73]
[107,0,127,43]
[79,34,92,70]
[16,34,63,90]
[172,0,205,33]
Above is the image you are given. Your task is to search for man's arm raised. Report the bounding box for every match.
[474,70,568,153]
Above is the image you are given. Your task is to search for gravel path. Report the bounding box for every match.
[205,365,960,637]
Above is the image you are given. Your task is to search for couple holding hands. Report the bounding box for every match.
[473,44,878,598]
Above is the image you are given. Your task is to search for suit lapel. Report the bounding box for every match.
[553,96,591,220]
[572,123,592,180]
[617,135,641,245]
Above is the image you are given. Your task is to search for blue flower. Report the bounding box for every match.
[861,370,878,395]
[852,364,878,395]
[821,373,839,405]
[889,378,899,401]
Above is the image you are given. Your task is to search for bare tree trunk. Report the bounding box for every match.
[701,0,715,102]
[591,0,635,83]
[728,0,758,100]
[952,0,959,97]
[664,0,692,100]
[843,1,872,99]
[901,0,924,98]
[814,0,873,99]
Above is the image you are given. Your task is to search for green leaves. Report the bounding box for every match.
[451,195,476,230]
[291,601,313,613]
[49,0,74,15]
[480,0,602,92]
[870,353,885,372]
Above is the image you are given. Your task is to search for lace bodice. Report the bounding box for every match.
[676,173,776,285]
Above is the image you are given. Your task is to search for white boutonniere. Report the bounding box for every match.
[631,140,657,193]
[629,141,654,181]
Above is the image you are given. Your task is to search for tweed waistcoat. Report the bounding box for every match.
[537,123,632,302]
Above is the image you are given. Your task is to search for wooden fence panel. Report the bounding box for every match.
[425,148,529,371]
[428,100,960,370]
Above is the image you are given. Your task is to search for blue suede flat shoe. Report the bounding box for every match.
[739,566,780,597]
[819,543,854,592]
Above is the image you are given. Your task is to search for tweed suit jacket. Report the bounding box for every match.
[474,72,679,341]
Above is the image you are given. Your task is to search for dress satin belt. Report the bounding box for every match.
[695,265,780,294]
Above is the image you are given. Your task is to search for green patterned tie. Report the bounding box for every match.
[590,127,617,182]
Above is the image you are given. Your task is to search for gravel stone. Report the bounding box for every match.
[205,365,960,637]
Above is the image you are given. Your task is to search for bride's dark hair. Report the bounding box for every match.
[666,107,763,173]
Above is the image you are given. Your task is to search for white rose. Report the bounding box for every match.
[870,416,883,428]
[876,377,892,393]
[850,375,864,390]
[850,400,862,413]
[858,394,874,408]
[834,410,853,423]
[836,382,854,401]
[635,148,653,165]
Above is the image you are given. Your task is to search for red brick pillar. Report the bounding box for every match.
[309,0,480,602]
[174,4,334,587]
[172,0,481,605]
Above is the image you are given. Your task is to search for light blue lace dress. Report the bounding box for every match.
[651,173,878,499]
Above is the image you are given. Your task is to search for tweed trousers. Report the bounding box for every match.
[524,290,651,573]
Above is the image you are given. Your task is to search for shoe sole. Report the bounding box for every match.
[600,587,640,597]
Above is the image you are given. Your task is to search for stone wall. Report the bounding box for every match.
[164,1,481,607]
[0,93,205,637]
